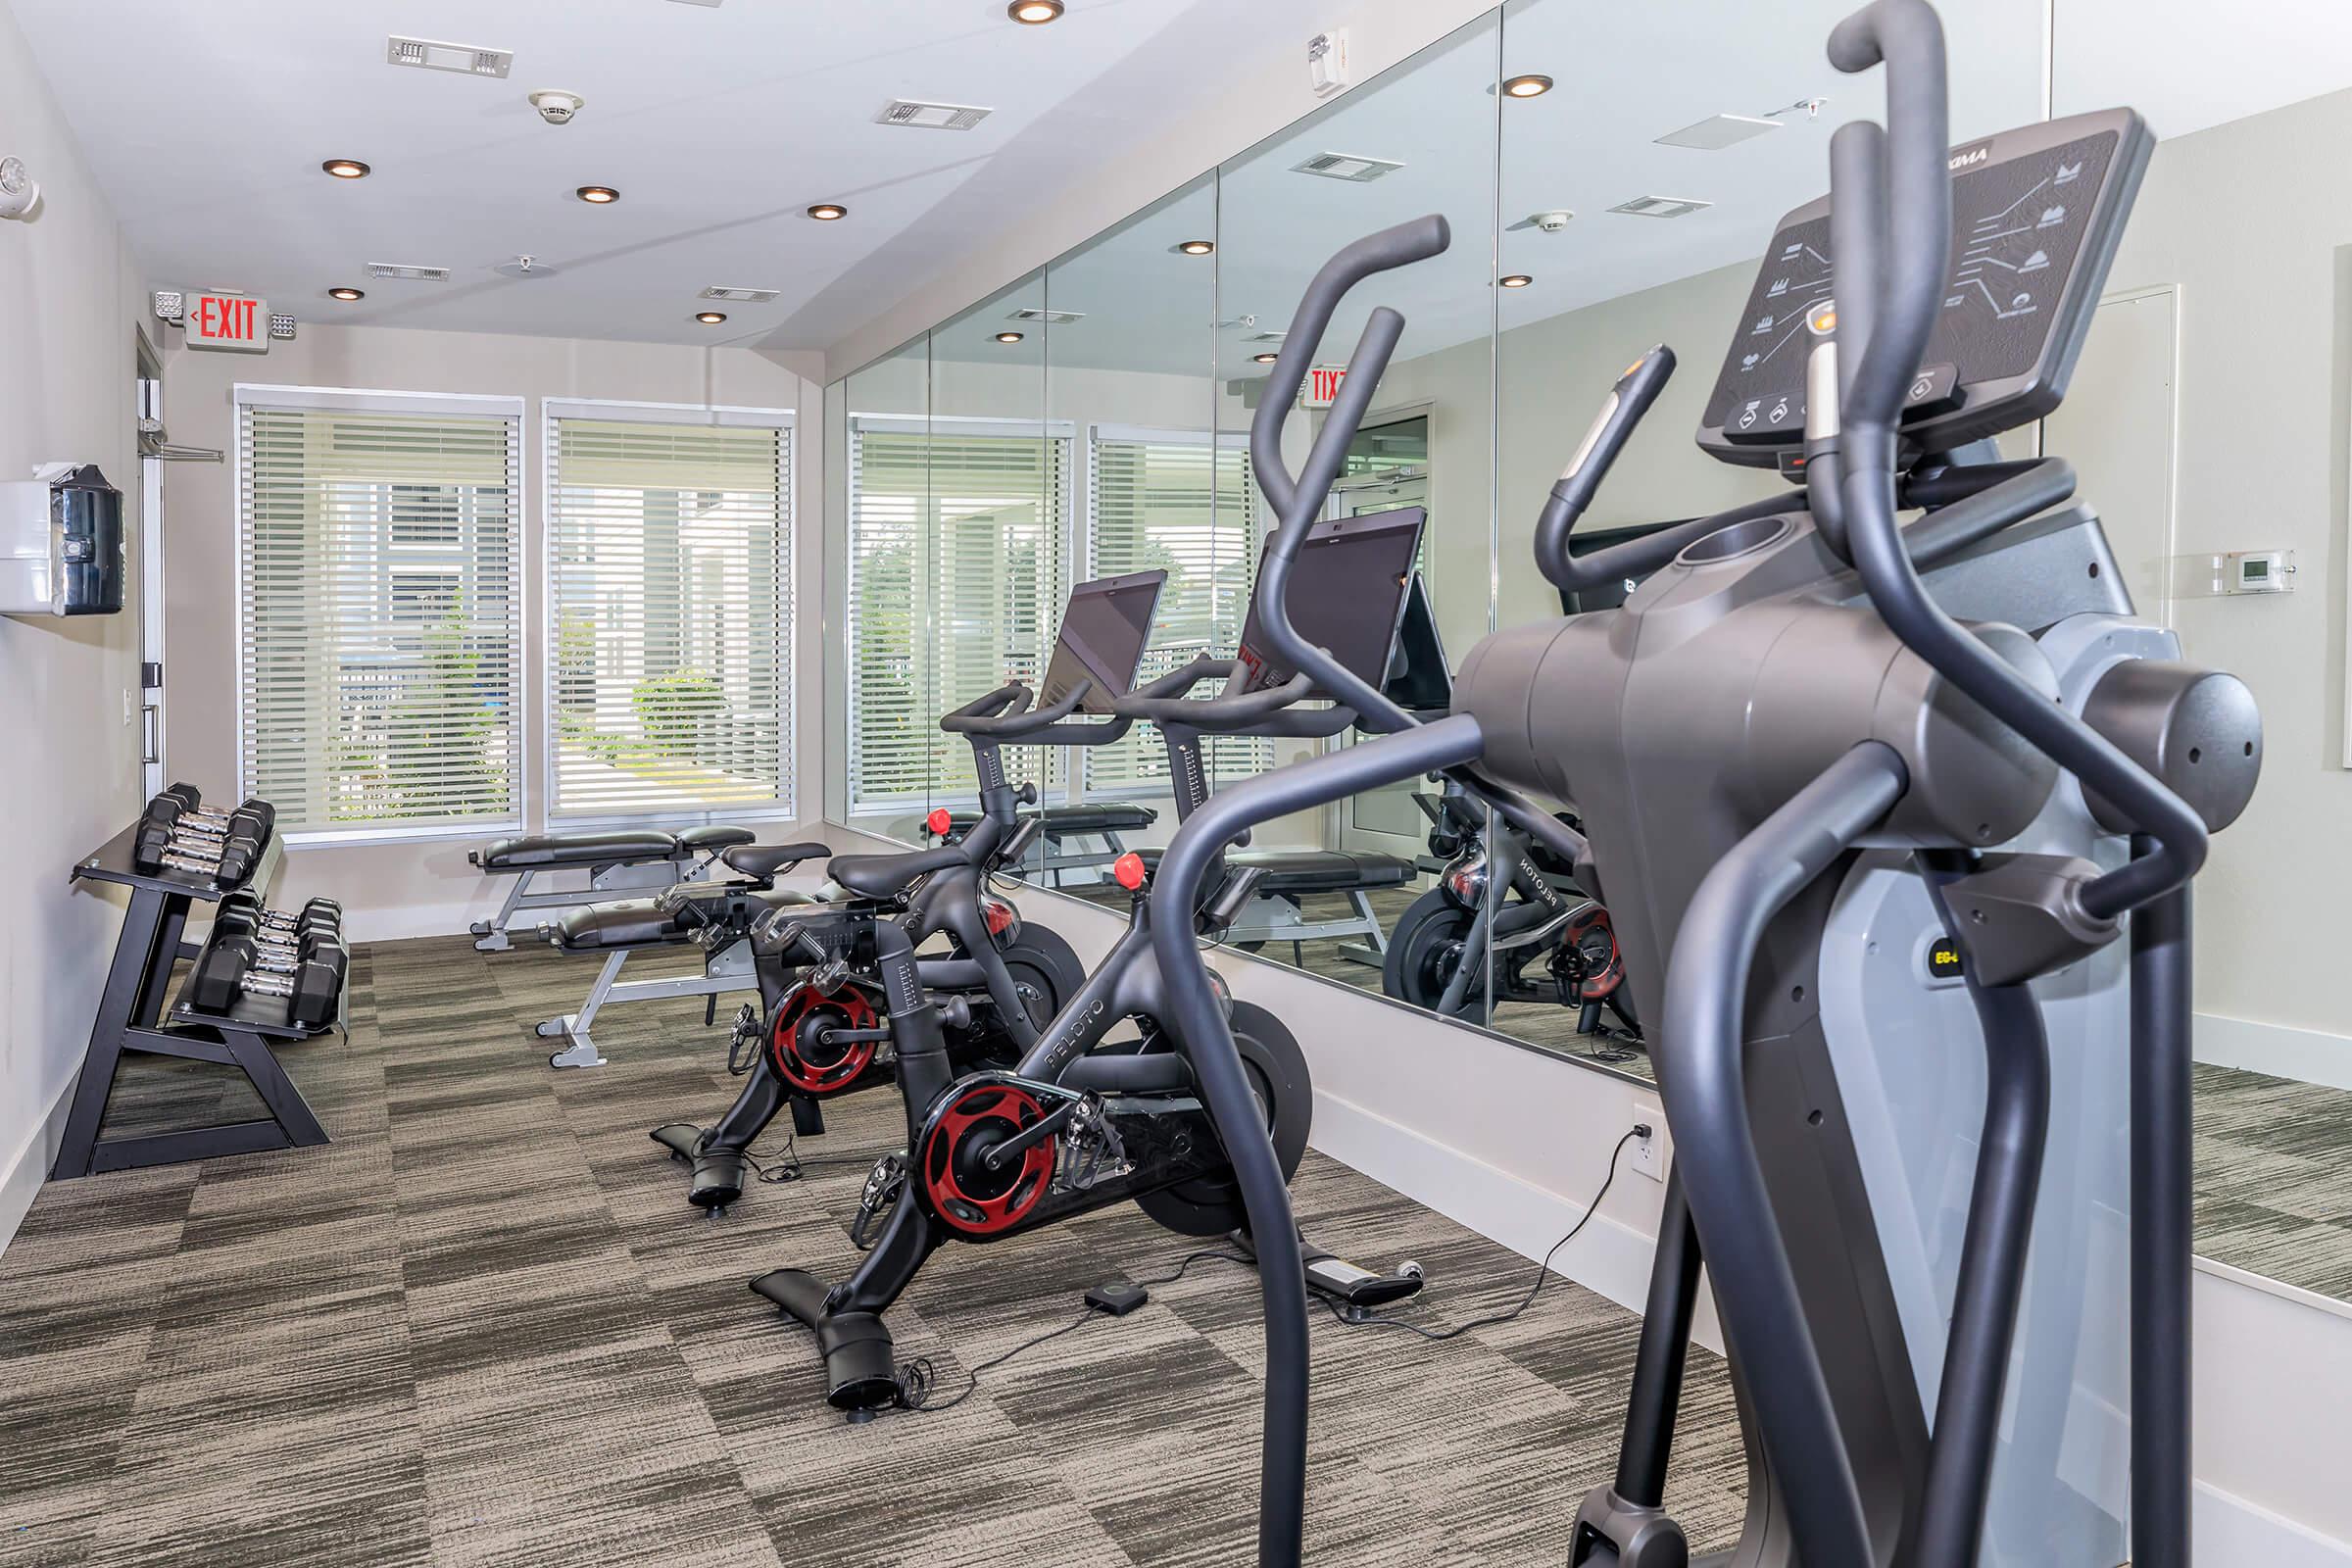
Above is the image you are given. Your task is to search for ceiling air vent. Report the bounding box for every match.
[1607,195,1713,220]
[701,285,780,303]
[876,99,993,131]
[387,36,513,77]
[1008,307,1084,325]
[1654,114,1781,151]
[368,262,452,282]
[1291,152,1404,183]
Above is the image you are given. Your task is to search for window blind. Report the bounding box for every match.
[545,409,792,819]
[1085,430,1267,794]
[237,393,522,834]
[847,419,1067,811]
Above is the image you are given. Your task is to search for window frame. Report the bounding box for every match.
[538,397,799,830]
[232,383,528,847]
[844,412,1076,816]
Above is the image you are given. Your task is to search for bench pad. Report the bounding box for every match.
[676,825,757,852]
[476,830,680,871]
[1139,847,1412,896]
[945,803,1157,835]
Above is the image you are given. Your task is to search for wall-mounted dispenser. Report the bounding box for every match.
[2,464,124,616]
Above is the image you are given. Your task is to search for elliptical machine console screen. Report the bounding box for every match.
[1698,108,2152,466]
[1039,569,1166,714]
[1233,506,1425,699]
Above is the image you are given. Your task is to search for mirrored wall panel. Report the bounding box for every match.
[823,0,2352,1315]
[2047,7,2352,1304]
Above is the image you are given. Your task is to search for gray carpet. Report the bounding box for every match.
[0,934,1745,1568]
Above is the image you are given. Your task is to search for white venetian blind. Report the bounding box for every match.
[545,408,792,819]
[848,418,1067,811]
[1086,429,1267,793]
[237,391,522,833]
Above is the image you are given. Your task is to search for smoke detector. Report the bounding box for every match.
[368,262,452,282]
[1291,151,1403,183]
[528,89,584,125]
[1607,195,1713,220]
[386,36,513,78]
[493,255,559,280]
[1507,209,1575,232]
[701,285,780,303]
[876,99,993,131]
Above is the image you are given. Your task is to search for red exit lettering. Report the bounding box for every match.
[184,292,270,354]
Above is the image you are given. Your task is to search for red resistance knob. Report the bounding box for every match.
[1112,852,1148,891]
[927,808,954,838]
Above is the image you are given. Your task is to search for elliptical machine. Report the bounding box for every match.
[1139,5,2260,1563]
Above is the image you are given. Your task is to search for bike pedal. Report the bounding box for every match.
[850,1152,908,1251]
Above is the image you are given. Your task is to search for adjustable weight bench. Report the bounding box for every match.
[1142,846,1410,966]
[534,842,828,1068]
[467,825,756,952]
[940,802,1157,888]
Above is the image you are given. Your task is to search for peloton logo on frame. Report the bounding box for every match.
[1948,141,1992,172]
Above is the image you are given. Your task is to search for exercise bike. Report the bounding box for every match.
[1382,777,1639,1052]
[1146,7,2260,1562]
[745,514,1437,1415]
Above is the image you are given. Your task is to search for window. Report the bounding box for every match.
[847,417,1068,811]
[236,388,522,835]
[544,404,793,819]
[1085,428,1266,794]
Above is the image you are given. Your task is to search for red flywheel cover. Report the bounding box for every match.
[919,1083,1055,1238]
[768,984,880,1095]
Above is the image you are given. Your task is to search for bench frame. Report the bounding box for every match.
[536,933,760,1069]
[471,842,731,953]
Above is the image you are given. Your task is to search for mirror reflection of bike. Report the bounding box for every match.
[1382,779,1639,1057]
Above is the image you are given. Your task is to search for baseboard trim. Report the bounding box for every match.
[2196,1010,2352,1092]
[0,1070,76,1259]
[1306,1088,1724,1354]
[2200,1480,2352,1565]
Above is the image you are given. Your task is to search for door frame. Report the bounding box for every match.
[136,329,166,797]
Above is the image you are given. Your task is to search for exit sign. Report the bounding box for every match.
[1303,365,1348,409]
[184,292,270,353]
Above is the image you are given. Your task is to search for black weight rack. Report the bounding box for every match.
[53,818,338,1179]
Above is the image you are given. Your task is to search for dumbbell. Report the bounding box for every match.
[189,933,345,1026]
[149,785,276,842]
[216,892,340,942]
[137,798,270,883]
[213,908,342,973]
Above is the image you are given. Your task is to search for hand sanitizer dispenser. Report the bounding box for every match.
[2,464,123,616]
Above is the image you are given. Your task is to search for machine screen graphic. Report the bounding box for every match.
[1040,571,1165,714]
[1234,507,1426,699]
[1702,127,2120,442]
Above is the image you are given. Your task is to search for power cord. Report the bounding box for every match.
[744,1132,875,1187]
[1321,1126,1640,1342]
[894,1249,1251,1413]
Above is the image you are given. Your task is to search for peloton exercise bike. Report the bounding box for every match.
[742,513,1435,1415]
[642,574,1166,1211]
[1144,5,2260,1563]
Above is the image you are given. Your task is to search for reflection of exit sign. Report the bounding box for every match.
[185,292,270,353]
[1303,365,1347,409]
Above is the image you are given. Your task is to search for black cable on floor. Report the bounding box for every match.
[894,1249,1251,1414]
[1323,1127,1640,1342]
[744,1132,875,1186]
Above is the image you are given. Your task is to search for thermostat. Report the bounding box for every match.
[2225,550,2293,594]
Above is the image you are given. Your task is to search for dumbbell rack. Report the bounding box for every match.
[53,820,333,1179]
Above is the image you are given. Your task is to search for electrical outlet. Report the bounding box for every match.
[1631,1100,1670,1182]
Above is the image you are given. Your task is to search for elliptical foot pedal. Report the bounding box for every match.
[751,1268,901,1412]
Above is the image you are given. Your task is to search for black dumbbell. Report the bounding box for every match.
[217,893,339,939]
[137,799,269,882]
[191,933,345,1026]
[214,907,339,963]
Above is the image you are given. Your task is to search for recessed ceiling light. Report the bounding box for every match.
[695,311,728,324]
[1252,352,1280,364]
[576,185,620,204]
[807,202,849,220]
[1499,274,1534,288]
[1502,74,1553,99]
[321,159,371,179]
[1177,239,1214,256]
[327,286,366,302]
[1007,0,1064,23]
[996,331,1026,343]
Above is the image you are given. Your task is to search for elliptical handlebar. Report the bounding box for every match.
[1533,346,1678,592]
[1826,0,2206,920]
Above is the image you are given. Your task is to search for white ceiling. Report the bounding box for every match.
[15,0,2352,367]
[6,0,1336,350]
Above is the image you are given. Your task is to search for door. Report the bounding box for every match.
[135,337,165,796]
[1329,460,1437,863]
[2043,286,2180,625]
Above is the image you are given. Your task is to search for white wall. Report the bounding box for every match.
[157,325,823,942]
[0,2,147,1247]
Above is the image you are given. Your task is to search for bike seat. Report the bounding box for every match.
[721,842,830,881]
[828,844,969,899]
